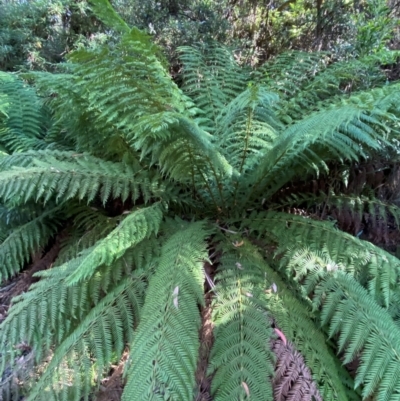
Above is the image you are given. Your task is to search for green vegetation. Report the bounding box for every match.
[1,0,400,400]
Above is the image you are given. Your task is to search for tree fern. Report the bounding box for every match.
[2,2,400,400]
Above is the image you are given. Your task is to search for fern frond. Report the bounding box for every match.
[314,272,400,401]
[88,0,130,33]
[132,112,232,184]
[279,190,400,235]
[26,276,144,401]
[250,211,400,309]
[0,242,154,372]
[179,43,248,131]
[255,51,328,99]
[122,222,208,401]
[0,150,81,170]
[0,72,47,153]
[67,28,185,131]
[208,252,274,401]
[0,205,62,282]
[0,153,162,205]
[232,243,354,400]
[246,106,387,203]
[215,85,280,175]
[285,55,391,118]
[66,203,163,285]
[0,255,84,371]
[55,207,120,264]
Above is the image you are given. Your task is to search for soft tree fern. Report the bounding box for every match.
[1,2,400,400]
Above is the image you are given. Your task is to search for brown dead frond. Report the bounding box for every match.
[272,339,322,401]
[95,351,129,401]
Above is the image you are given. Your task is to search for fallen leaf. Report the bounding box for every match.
[173,286,179,309]
[274,328,287,345]
[242,382,250,396]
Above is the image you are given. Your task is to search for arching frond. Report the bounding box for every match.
[0,72,47,152]
[215,85,280,175]
[26,277,144,401]
[179,43,248,131]
[208,252,274,401]
[314,273,400,401]
[249,211,400,309]
[254,51,328,100]
[246,106,388,203]
[0,242,154,372]
[66,203,163,285]
[122,222,208,401]
[0,204,62,282]
[0,153,163,205]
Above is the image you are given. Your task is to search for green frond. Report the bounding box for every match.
[285,55,391,118]
[0,204,62,282]
[0,72,47,153]
[279,190,400,233]
[122,222,209,401]
[132,111,232,184]
[0,255,86,371]
[314,272,400,401]
[250,211,400,310]
[26,276,144,401]
[0,153,162,205]
[88,0,130,33]
[0,150,81,170]
[247,106,387,203]
[215,85,280,175]
[255,51,328,99]
[0,243,152,371]
[89,237,161,297]
[179,43,248,131]
[208,252,274,401]
[66,203,163,285]
[55,208,121,264]
[67,28,185,131]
